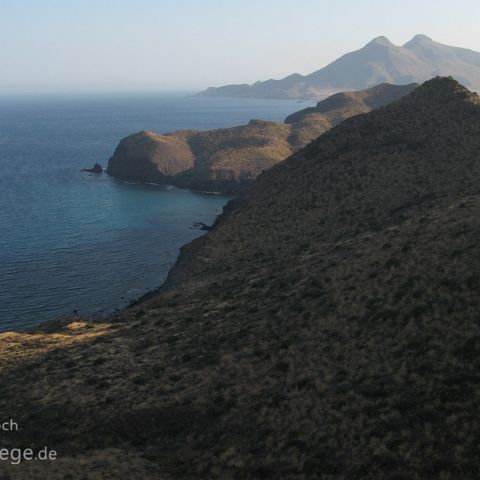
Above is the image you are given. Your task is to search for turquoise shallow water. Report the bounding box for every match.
[0,94,310,331]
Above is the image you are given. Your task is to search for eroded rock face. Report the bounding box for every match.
[107,121,294,191]
[107,83,415,192]
[107,130,195,182]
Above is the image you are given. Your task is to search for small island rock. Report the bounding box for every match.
[82,163,103,174]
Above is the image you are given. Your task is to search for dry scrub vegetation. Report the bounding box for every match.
[107,84,415,193]
[1,78,480,479]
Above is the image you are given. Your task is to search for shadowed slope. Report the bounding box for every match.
[2,78,480,479]
[285,82,416,146]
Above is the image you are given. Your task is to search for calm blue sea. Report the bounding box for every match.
[0,93,310,331]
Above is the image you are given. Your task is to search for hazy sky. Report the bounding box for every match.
[1,0,480,94]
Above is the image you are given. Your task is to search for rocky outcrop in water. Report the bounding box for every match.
[81,163,103,173]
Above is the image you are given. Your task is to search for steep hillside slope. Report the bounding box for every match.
[2,78,480,479]
[198,34,480,99]
[107,83,415,192]
[285,83,416,145]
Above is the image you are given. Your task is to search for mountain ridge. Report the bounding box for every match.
[197,35,480,99]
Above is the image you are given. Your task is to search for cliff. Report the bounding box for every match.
[107,130,195,183]
[2,78,480,479]
[107,83,415,192]
[197,34,480,99]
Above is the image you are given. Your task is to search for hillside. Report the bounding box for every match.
[197,34,480,99]
[107,83,415,192]
[2,78,480,479]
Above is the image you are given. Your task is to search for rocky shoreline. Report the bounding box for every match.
[106,83,416,194]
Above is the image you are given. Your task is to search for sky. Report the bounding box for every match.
[1,0,480,94]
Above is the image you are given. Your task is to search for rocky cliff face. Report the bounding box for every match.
[107,83,415,192]
[107,130,195,183]
[3,78,480,479]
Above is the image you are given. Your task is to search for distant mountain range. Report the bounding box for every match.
[197,34,480,99]
[107,83,415,192]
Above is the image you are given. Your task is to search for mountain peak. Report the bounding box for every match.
[407,77,479,107]
[198,36,480,100]
[365,36,394,48]
[404,34,433,48]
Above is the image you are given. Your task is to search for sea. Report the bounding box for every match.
[0,92,310,331]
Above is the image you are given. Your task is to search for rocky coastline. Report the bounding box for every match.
[106,83,416,194]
